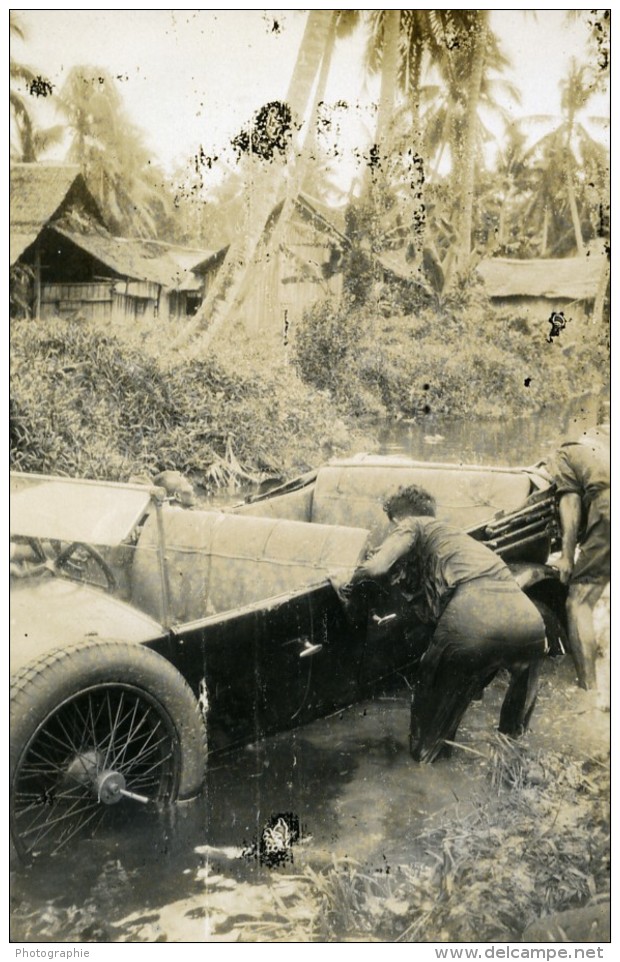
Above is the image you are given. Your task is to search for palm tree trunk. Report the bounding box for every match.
[229,14,339,337]
[452,13,487,279]
[363,9,400,292]
[592,256,610,324]
[431,109,452,181]
[498,195,506,248]
[408,45,422,144]
[565,156,585,255]
[409,46,427,259]
[541,207,549,256]
[374,10,401,149]
[172,10,336,353]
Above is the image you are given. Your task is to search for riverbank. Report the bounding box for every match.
[10,317,370,488]
[10,311,606,491]
[291,297,608,423]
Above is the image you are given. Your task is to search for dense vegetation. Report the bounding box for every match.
[291,288,608,421]
[10,276,608,488]
[10,318,362,489]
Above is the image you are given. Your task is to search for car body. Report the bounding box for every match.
[10,458,565,859]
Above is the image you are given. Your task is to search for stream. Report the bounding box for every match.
[10,396,605,943]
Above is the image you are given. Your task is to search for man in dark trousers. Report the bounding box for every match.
[341,484,547,763]
[549,421,610,693]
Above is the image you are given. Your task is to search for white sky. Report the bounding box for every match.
[12,8,610,191]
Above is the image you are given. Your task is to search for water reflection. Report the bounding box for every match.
[374,393,600,467]
[206,394,601,511]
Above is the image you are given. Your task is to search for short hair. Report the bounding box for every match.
[383,484,437,521]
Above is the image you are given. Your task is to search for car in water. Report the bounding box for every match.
[10,457,566,859]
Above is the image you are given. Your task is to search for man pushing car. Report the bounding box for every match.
[336,484,548,762]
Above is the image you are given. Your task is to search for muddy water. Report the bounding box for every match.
[10,399,604,943]
[9,686,492,942]
[373,393,600,466]
[11,658,609,943]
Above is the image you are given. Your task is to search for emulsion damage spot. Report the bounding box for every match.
[231,101,294,162]
[242,812,301,868]
[29,76,54,98]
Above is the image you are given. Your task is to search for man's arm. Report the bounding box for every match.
[348,527,416,586]
[555,492,582,584]
[329,526,416,597]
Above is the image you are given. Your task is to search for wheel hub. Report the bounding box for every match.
[96,770,126,805]
[64,751,126,804]
[65,749,101,787]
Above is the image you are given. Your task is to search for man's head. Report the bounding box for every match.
[383,484,436,522]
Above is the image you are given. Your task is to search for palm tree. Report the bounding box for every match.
[523,58,608,256]
[353,10,513,285]
[173,10,339,351]
[58,66,165,237]
[11,109,65,164]
[420,11,513,278]
[10,13,63,162]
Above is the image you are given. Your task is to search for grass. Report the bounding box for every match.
[228,735,610,943]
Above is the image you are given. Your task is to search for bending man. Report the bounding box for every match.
[342,484,547,763]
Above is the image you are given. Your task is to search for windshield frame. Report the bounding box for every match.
[10,473,154,547]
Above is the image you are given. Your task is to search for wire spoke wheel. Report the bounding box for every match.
[11,641,207,862]
[12,684,179,858]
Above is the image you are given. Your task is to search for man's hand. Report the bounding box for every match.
[552,556,574,585]
[327,570,350,596]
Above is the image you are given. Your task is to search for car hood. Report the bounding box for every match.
[10,578,166,674]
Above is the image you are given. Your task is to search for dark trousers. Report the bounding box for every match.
[409,579,546,763]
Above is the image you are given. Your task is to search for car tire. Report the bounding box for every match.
[10,639,207,861]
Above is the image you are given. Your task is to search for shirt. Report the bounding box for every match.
[350,516,512,623]
[553,424,610,510]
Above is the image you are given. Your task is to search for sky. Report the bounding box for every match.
[12,8,610,192]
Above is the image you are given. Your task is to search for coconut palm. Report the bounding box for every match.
[57,66,165,238]
[10,13,64,162]
[429,12,510,275]
[173,10,340,351]
[354,11,514,284]
[523,57,609,255]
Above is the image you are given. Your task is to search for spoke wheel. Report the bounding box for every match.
[11,641,207,861]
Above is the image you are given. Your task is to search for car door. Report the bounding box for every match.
[166,580,365,752]
[255,581,364,730]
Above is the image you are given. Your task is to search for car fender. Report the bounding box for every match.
[10,578,167,674]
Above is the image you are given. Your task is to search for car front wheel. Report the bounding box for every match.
[10,639,207,861]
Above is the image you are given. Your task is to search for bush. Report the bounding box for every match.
[10,318,369,489]
[292,294,606,422]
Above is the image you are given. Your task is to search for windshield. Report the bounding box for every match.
[10,473,152,547]
[10,474,164,607]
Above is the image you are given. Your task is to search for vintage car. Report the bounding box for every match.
[10,457,565,860]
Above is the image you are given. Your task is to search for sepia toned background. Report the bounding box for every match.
[10,8,610,946]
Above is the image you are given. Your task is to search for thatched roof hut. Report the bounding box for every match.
[10,163,213,322]
[10,163,105,265]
